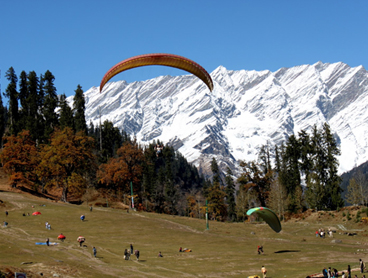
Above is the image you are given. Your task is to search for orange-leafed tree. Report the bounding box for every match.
[0,130,40,188]
[37,127,96,202]
[98,139,145,198]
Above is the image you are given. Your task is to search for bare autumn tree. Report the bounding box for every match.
[0,130,40,188]
[345,172,368,207]
[267,177,288,220]
[237,161,273,207]
[37,127,96,202]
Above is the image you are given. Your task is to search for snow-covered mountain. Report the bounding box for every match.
[81,61,368,177]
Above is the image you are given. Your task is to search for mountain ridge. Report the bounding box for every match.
[78,61,368,177]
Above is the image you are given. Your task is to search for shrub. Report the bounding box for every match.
[361,207,368,217]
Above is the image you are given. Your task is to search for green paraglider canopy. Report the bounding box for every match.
[246,207,282,233]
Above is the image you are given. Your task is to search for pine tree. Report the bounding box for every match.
[164,159,178,214]
[322,123,343,209]
[59,94,74,130]
[305,172,325,210]
[259,143,272,175]
[26,71,43,140]
[298,129,313,182]
[5,67,19,135]
[211,157,222,185]
[100,120,123,162]
[73,85,87,134]
[224,167,236,221]
[274,145,281,174]
[303,124,343,210]
[207,181,227,221]
[18,71,29,129]
[0,93,6,147]
[43,70,59,140]
[281,135,302,212]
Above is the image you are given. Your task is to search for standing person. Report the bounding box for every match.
[130,244,133,255]
[261,265,267,278]
[341,272,345,278]
[257,245,264,254]
[134,250,139,261]
[322,268,328,278]
[93,246,97,258]
[90,206,93,212]
[360,259,365,273]
[46,238,49,246]
[347,265,351,278]
[5,211,8,217]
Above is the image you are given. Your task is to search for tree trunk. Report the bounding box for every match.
[61,187,68,202]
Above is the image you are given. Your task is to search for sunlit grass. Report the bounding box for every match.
[0,191,367,278]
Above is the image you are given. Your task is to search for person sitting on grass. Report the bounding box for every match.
[158,251,163,257]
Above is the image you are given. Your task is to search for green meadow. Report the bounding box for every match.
[0,190,367,278]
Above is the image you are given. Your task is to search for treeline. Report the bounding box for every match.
[0,67,206,215]
[202,123,347,222]
[1,67,362,222]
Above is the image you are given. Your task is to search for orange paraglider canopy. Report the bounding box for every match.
[32,211,41,215]
[100,53,213,92]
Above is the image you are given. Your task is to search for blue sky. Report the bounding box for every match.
[1,1,368,99]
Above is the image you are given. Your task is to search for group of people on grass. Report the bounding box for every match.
[322,260,366,278]
[316,228,334,238]
[124,244,140,261]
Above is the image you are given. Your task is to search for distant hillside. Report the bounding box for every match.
[340,159,368,204]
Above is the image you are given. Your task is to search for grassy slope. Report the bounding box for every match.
[0,189,367,278]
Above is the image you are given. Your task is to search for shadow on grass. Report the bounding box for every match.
[18,186,58,200]
[274,250,301,253]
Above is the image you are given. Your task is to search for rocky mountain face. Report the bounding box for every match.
[81,61,368,177]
